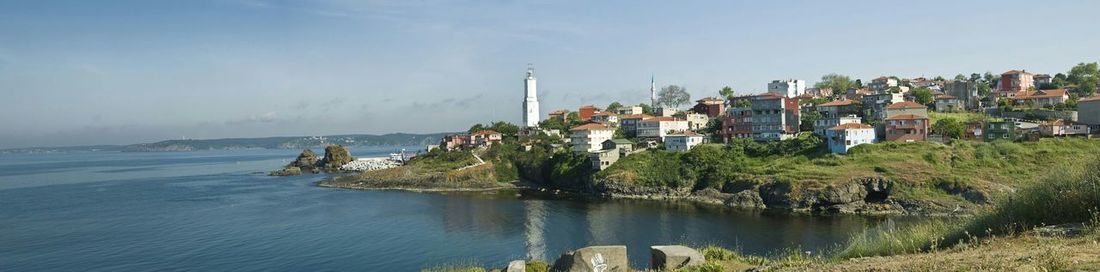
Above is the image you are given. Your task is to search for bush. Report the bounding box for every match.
[525,261,549,272]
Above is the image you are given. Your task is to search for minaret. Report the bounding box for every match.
[650,74,657,108]
[523,64,540,127]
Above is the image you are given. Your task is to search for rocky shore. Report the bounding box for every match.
[317,171,981,216]
[592,176,978,216]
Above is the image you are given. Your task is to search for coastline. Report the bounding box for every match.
[313,174,965,217]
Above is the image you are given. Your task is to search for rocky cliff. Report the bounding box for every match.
[270,145,355,176]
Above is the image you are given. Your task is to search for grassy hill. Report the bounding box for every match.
[595,136,1100,211]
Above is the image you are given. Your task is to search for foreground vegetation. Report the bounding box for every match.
[837,154,1100,258]
[424,156,1100,271]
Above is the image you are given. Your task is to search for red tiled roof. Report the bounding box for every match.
[641,116,682,122]
[886,101,927,109]
[620,114,653,120]
[1014,89,1067,99]
[1080,95,1100,102]
[1044,119,1085,126]
[829,123,873,130]
[885,114,928,120]
[570,123,611,131]
[818,99,855,107]
[470,130,501,136]
[935,94,957,100]
[548,110,569,115]
[1003,70,1032,75]
[697,97,723,102]
[579,105,598,110]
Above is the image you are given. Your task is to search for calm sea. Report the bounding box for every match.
[0,148,906,271]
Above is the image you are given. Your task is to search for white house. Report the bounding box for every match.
[590,112,619,124]
[637,117,689,139]
[570,123,614,153]
[617,106,644,115]
[1039,119,1091,136]
[767,79,807,98]
[685,113,710,131]
[826,123,876,154]
[814,115,862,136]
[664,131,704,151]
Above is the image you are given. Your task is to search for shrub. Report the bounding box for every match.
[525,261,549,272]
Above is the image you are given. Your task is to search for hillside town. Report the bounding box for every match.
[432,64,1100,171]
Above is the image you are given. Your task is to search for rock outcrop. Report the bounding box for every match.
[288,149,321,173]
[320,145,354,171]
[269,166,302,176]
[269,145,355,176]
[650,245,706,270]
[551,245,629,272]
[505,260,525,272]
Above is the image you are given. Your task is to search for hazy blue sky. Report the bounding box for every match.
[2,0,1098,148]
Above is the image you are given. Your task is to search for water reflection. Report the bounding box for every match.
[424,191,913,266]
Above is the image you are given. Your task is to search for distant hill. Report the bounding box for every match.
[121,133,451,152]
[0,133,452,154]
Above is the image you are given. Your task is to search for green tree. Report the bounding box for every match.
[1053,73,1068,86]
[488,121,520,136]
[815,74,856,94]
[977,84,992,96]
[719,86,734,98]
[933,118,965,139]
[954,74,967,81]
[734,99,752,108]
[637,103,654,115]
[800,111,821,132]
[1068,62,1099,96]
[605,102,624,113]
[658,85,691,108]
[912,88,935,105]
[933,76,946,81]
[468,124,486,133]
[701,119,723,142]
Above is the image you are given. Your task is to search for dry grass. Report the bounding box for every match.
[788,234,1100,271]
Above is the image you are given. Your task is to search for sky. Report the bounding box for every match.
[1,0,1099,149]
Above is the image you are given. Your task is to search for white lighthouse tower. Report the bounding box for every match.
[523,64,540,127]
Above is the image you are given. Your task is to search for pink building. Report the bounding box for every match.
[997,70,1034,97]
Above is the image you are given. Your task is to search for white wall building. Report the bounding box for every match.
[767,79,807,98]
[664,132,704,151]
[685,113,710,131]
[569,123,614,153]
[590,112,619,124]
[523,65,540,127]
[814,115,862,136]
[637,117,689,139]
[826,123,876,154]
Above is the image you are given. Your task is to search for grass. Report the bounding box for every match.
[836,154,1100,259]
[929,111,997,124]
